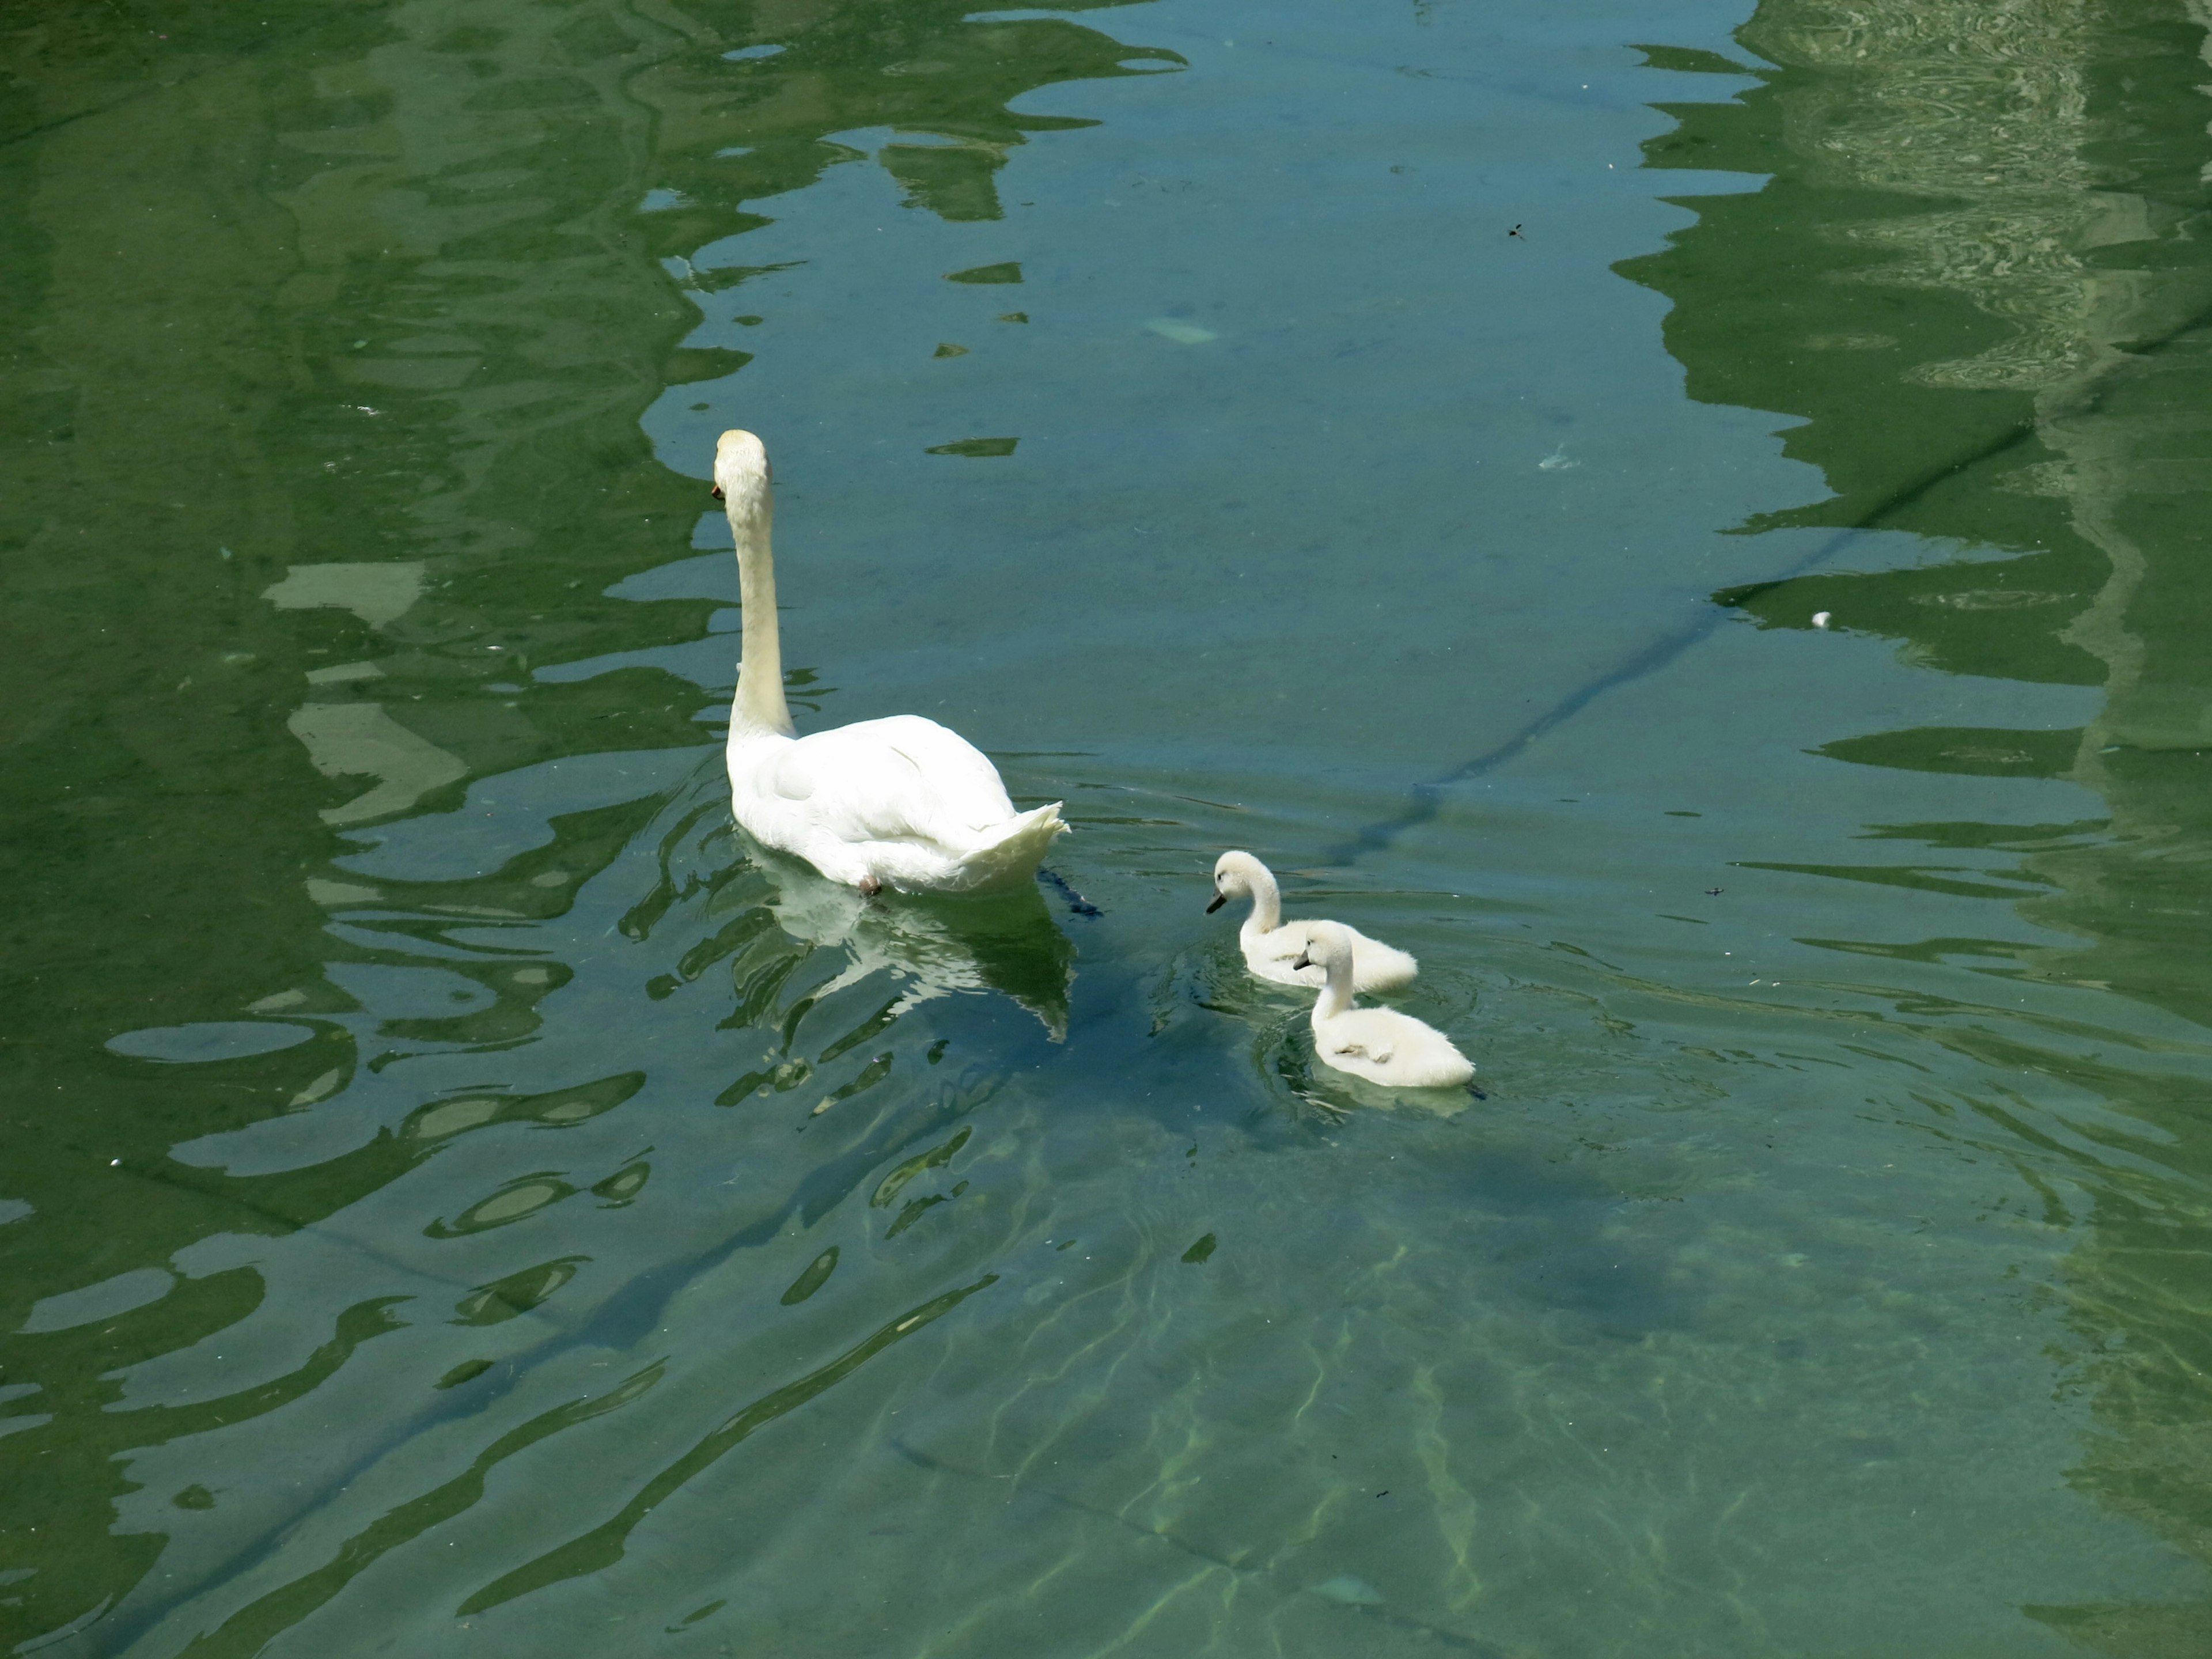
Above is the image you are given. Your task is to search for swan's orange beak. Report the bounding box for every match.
[710,484,725,501]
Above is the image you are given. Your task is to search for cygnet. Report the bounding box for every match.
[1294,922,1473,1089]
[1208,850,1416,993]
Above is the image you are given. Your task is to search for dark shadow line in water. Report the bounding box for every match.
[1325,414,2053,866]
[589,1066,1002,1348]
[1324,226,2212,871]
[2108,296,2212,365]
[123,1297,415,1451]
[889,1440,1511,1656]
[170,1361,669,1659]
[85,1071,1003,1656]
[128,1150,456,1294]
[456,1275,1002,1615]
[159,1280,997,1652]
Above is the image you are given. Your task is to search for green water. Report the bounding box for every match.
[9,0,2212,1652]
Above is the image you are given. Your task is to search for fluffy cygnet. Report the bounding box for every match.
[1294,922,1473,1089]
[1208,850,1416,993]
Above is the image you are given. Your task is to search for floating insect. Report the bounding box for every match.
[1508,223,1525,240]
[1705,887,1725,896]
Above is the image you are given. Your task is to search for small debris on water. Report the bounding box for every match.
[1145,318,1216,344]
[1539,445,1579,471]
[926,437,1017,457]
[1812,611,1831,628]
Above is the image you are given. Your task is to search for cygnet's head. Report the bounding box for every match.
[1207,849,1267,912]
[1289,919,1354,974]
[712,429,771,512]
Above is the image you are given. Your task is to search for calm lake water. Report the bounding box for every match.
[9,0,2212,1653]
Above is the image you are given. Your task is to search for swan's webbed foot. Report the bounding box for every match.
[1038,867,1103,918]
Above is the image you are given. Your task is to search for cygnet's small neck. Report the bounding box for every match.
[1311,952,1354,1022]
[1238,864,1283,938]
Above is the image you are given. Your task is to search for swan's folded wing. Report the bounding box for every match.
[779,715,1019,849]
[1328,1018,1395,1065]
[768,746,818,801]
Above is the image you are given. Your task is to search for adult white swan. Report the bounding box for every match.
[1294,922,1472,1088]
[1208,851,1417,992]
[714,430,1066,894]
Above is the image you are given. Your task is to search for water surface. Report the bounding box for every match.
[8,0,2212,1654]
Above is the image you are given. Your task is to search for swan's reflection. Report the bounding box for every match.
[748,835,1075,1040]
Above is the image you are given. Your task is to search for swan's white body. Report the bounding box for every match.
[1209,851,1416,993]
[1296,922,1472,1088]
[714,431,1066,894]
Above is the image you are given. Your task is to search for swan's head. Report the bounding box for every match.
[1289,920,1355,975]
[1208,849,1267,912]
[711,429,772,513]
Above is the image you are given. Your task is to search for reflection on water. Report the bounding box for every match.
[12,0,2212,1652]
[747,852,1077,1040]
[0,0,1139,1648]
[1635,1,2212,1648]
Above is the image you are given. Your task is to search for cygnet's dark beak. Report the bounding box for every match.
[1291,953,1313,971]
[710,484,725,501]
[1205,892,1226,913]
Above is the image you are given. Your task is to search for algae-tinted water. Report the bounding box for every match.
[8,0,2212,1654]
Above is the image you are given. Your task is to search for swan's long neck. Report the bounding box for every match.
[1312,951,1354,1023]
[1239,866,1283,940]
[729,488,794,738]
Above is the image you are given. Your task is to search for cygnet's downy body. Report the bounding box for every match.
[715,430,1066,894]
[1208,850,1416,993]
[1294,921,1473,1089]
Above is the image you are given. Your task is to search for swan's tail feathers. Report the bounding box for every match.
[943,802,1069,895]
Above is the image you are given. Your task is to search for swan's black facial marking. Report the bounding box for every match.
[1206,892,1227,913]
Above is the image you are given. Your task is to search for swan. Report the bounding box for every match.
[713,430,1066,894]
[1293,922,1472,1088]
[1208,851,1416,992]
